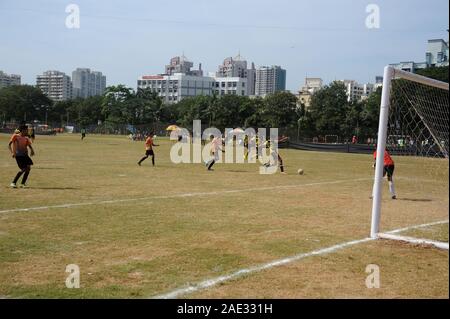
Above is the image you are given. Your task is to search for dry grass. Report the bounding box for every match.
[190,240,449,299]
[0,133,447,298]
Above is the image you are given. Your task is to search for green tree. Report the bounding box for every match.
[101,85,134,126]
[176,95,213,129]
[360,87,382,139]
[308,81,349,136]
[0,85,52,124]
[74,96,104,127]
[243,97,265,128]
[340,101,363,141]
[416,66,449,83]
[211,95,243,130]
[134,88,164,125]
[261,91,298,128]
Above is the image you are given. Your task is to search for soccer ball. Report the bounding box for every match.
[297,169,304,175]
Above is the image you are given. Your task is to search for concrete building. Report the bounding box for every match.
[165,55,203,77]
[389,61,428,73]
[138,56,213,103]
[137,73,214,104]
[72,68,106,98]
[339,80,375,102]
[373,77,383,90]
[426,39,449,67]
[36,70,72,101]
[361,83,375,101]
[390,37,449,72]
[297,77,323,108]
[255,66,286,96]
[0,71,21,89]
[216,54,256,95]
[214,77,248,97]
[375,76,383,84]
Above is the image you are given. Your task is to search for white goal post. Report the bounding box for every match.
[370,66,449,249]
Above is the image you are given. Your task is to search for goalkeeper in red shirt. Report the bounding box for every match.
[373,149,397,200]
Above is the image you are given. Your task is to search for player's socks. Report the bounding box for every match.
[22,171,30,185]
[152,157,155,166]
[389,181,396,198]
[13,171,24,184]
[207,160,215,170]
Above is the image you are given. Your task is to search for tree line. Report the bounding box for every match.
[1,66,447,141]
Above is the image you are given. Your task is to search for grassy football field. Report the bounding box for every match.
[0,133,448,299]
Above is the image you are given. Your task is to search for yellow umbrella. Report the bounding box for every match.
[166,125,180,131]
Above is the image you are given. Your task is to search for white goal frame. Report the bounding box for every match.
[370,66,449,250]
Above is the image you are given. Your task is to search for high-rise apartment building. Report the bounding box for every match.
[72,68,106,98]
[216,54,256,95]
[0,71,21,89]
[255,66,286,96]
[165,55,203,77]
[339,80,375,102]
[36,70,72,101]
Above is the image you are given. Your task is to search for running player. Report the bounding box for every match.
[373,149,397,200]
[81,128,86,140]
[243,135,249,160]
[138,132,159,166]
[263,138,287,174]
[8,125,35,188]
[206,136,222,171]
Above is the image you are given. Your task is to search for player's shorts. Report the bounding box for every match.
[15,155,33,169]
[145,150,154,156]
[383,165,395,178]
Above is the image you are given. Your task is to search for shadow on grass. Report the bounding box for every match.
[30,187,79,190]
[226,170,254,174]
[399,198,433,202]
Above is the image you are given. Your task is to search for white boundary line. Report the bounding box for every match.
[386,220,449,235]
[378,233,449,250]
[379,219,450,250]
[0,178,371,215]
[152,220,449,299]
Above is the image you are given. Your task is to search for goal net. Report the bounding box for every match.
[371,67,449,250]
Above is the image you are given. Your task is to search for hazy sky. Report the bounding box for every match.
[0,0,448,91]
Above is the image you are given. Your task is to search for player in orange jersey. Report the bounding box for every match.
[138,132,159,167]
[8,125,35,188]
[373,149,397,200]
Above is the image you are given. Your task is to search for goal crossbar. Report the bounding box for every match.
[392,68,449,91]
